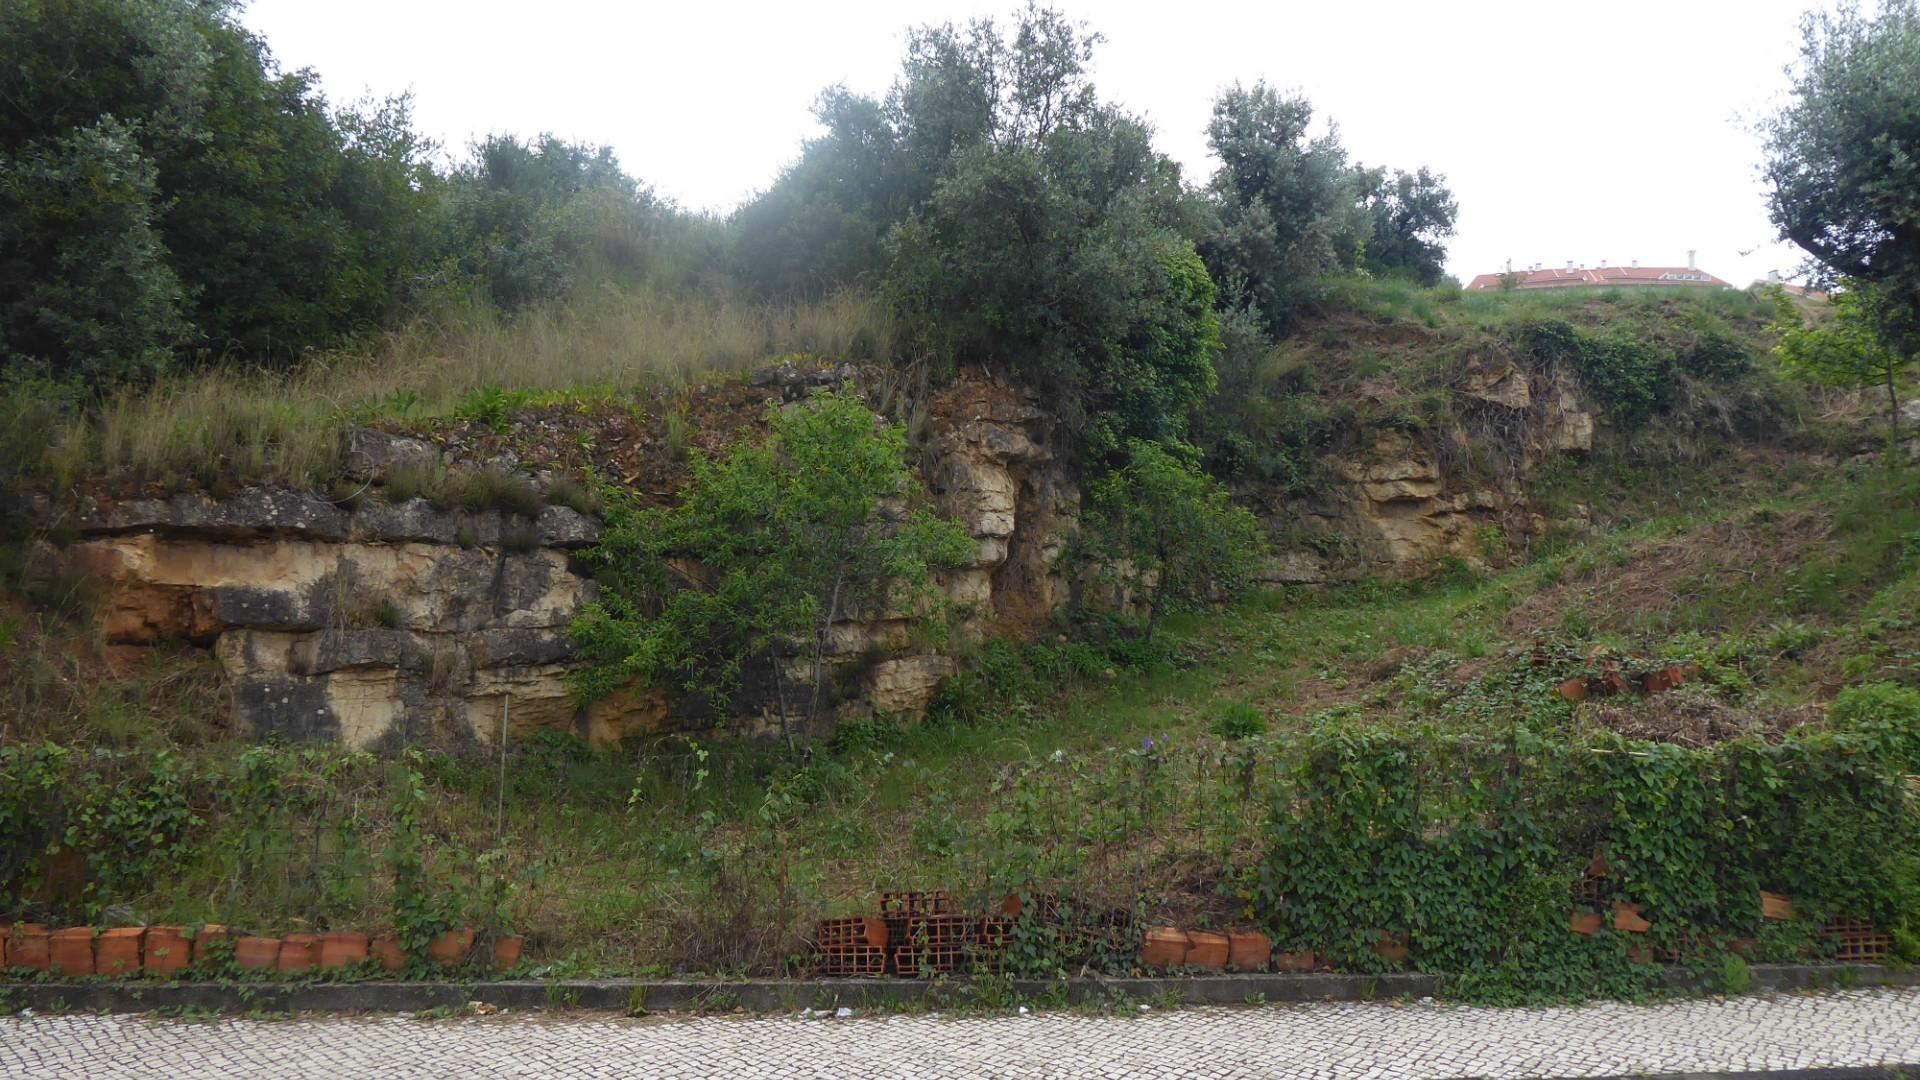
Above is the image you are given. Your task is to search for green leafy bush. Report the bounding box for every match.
[1077,439,1265,640]
[1828,681,1920,773]
[1683,330,1755,380]
[1211,700,1267,740]
[569,392,974,746]
[1254,724,1920,1000]
[1523,320,1676,429]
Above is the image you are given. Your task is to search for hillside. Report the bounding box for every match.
[5,276,1917,998]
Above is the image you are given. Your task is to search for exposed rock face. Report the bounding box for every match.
[59,369,1079,748]
[1264,368,1596,580]
[925,374,1076,632]
[54,353,1586,745]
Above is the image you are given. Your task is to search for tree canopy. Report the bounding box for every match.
[1762,0,1920,308]
[1196,82,1457,329]
[3,0,1458,437]
[1767,281,1917,456]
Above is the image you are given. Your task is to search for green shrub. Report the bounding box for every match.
[1211,701,1268,740]
[448,468,544,519]
[544,476,602,516]
[1523,319,1677,429]
[570,392,974,748]
[1077,439,1265,641]
[1253,724,1920,1000]
[1683,330,1755,380]
[1828,681,1920,773]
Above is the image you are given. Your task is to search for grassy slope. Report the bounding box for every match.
[9,450,1910,976]
[2,285,892,496]
[4,280,1913,978]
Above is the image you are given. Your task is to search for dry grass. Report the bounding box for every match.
[1502,507,1834,642]
[36,286,893,493]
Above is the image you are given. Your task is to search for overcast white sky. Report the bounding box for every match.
[240,0,1821,287]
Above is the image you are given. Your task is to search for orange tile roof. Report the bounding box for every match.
[1464,266,1729,291]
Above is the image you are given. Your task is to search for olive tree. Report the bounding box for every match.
[1762,0,1920,299]
[1761,0,1920,449]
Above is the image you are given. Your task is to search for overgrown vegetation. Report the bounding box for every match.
[570,393,975,750]
[1761,0,1920,461]
[2,0,1916,1008]
[4,460,1915,998]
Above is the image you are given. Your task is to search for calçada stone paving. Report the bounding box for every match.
[3,986,1920,1078]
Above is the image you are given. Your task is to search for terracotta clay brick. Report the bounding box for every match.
[1612,902,1652,933]
[190,924,228,966]
[371,935,406,971]
[9,925,51,972]
[1760,891,1798,921]
[1570,911,1604,936]
[1139,927,1188,969]
[144,926,191,977]
[233,936,280,971]
[817,917,890,950]
[1185,930,1230,971]
[49,928,95,976]
[1372,932,1410,965]
[426,928,474,968]
[491,935,524,972]
[95,927,145,976]
[1227,930,1269,972]
[1273,950,1318,973]
[819,943,887,978]
[1821,918,1893,963]
[279,933,319,973]
[317,931,369,970]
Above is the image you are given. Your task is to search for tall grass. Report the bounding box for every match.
[16,285,894,492]
[1307,273,1771,333]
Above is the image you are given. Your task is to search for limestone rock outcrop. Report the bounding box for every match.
[1263,368,1597,580]
[58,370,1078,748]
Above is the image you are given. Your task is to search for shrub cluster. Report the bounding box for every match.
[1256,704,1920,1000]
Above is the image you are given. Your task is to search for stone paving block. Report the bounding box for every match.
[5,988,1920,1078]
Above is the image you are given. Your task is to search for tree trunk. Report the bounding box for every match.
[807,563,848,730]
[770,653,796,760]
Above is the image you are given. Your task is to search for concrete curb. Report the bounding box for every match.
[2,963,1914,1016]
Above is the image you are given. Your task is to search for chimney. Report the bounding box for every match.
[1600,259,1607,268]
[1631,259,1638,268]
[1505,258,1513,273]
[1565,259,1574,272]
[1688,249,1696,270]
[1768,270,1781,283]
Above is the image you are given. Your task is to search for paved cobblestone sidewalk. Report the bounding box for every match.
[3,987,1918,1079]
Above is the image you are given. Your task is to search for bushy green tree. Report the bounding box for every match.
[1197,84,1368,331]
[1356,166,1459,286]
[732,5,1103,297]
[1078,439,1265,641]
[1760,0,1920,464]
[569,392,974,749]
[0,0,438,373]
[1198,84,1458,329]
[1762,0,1920,309]
[887,116,1218,449]
[1767,282,1917,459]
[0,119,189,386]
[439,134,673,310]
